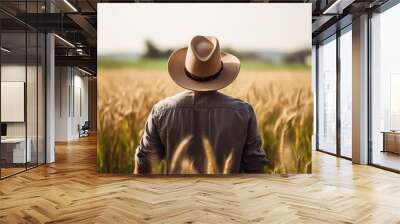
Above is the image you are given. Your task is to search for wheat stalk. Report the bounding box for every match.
[180,159,198,174]
[98,68,313,174]
[223,150,234,174]
[202,137,219,174]
[170,135,192,174]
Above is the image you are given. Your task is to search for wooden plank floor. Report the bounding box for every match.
[1,135,400,224]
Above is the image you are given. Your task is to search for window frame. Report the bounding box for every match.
[315,22,353,160]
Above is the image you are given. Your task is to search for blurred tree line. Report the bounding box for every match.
[142,39,311,65]
[143,39,173,58]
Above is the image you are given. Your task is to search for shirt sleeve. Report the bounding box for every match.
[134,107,165,174]
[241,105,268,173]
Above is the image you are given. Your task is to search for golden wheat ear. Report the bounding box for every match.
[223,150,234,174]
[202,137,219,174]
[170,135,192,174]
[278,125,288,175]
[180,158,198,174]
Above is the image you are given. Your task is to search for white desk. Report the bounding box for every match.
[1,138,31,163]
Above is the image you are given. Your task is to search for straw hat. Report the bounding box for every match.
[168,35,240,91]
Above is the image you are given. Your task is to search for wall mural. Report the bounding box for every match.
[97,3,312,174]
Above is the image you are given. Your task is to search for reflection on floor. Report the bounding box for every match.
[0,167,25,177]
[0,163,42,178]
[373,151,400,171]
[0,135,400,223]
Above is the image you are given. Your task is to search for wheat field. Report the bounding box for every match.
[98,66,313,174]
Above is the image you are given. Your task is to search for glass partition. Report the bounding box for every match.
[27,30,38,169]
[38,32,45,165]
[0,3,46,179]
[1,31,28,177]
[26,0,43,169]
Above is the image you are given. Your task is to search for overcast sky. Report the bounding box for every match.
[98,3,311,55]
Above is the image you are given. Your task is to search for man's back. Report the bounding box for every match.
[134,90,267,174]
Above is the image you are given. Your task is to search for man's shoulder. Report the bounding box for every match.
[153,91,253,113]
[217,93,252,110]
[152,91,191,112]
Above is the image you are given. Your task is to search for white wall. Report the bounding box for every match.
[55,67,89,141]
[72,73,89,138]
[55,67,69,141]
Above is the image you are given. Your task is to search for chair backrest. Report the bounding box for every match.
[82,121,90,129]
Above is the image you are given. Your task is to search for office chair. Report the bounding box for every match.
[79,121,90,138]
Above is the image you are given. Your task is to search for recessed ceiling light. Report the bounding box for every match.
[54,34,75,48]
[63,0,78,12]
[323,0,354,15]
[78,67,93,76]
[1,47,11,53]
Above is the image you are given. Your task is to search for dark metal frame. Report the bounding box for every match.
[336,25,341,158]
[315,20,353,161]
[315,33,337,156]
[338,24,353,161]
[0,22,2,179]
[0,0,47,180]
[315,44,319,152]
[367,10,373,166]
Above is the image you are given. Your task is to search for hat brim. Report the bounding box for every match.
[168,47,240,91]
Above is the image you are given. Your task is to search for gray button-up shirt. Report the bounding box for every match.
[134,90,267,174]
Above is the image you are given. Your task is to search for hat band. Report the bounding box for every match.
[184,62,223,82]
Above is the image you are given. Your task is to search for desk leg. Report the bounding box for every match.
[382,133,386,153]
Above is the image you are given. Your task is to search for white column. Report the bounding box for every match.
[46,32,55,163]
[352,14,369,164]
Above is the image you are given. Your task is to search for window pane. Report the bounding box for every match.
[318,36,337,154]
[371,3,400,171]
[340,28,352,158]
